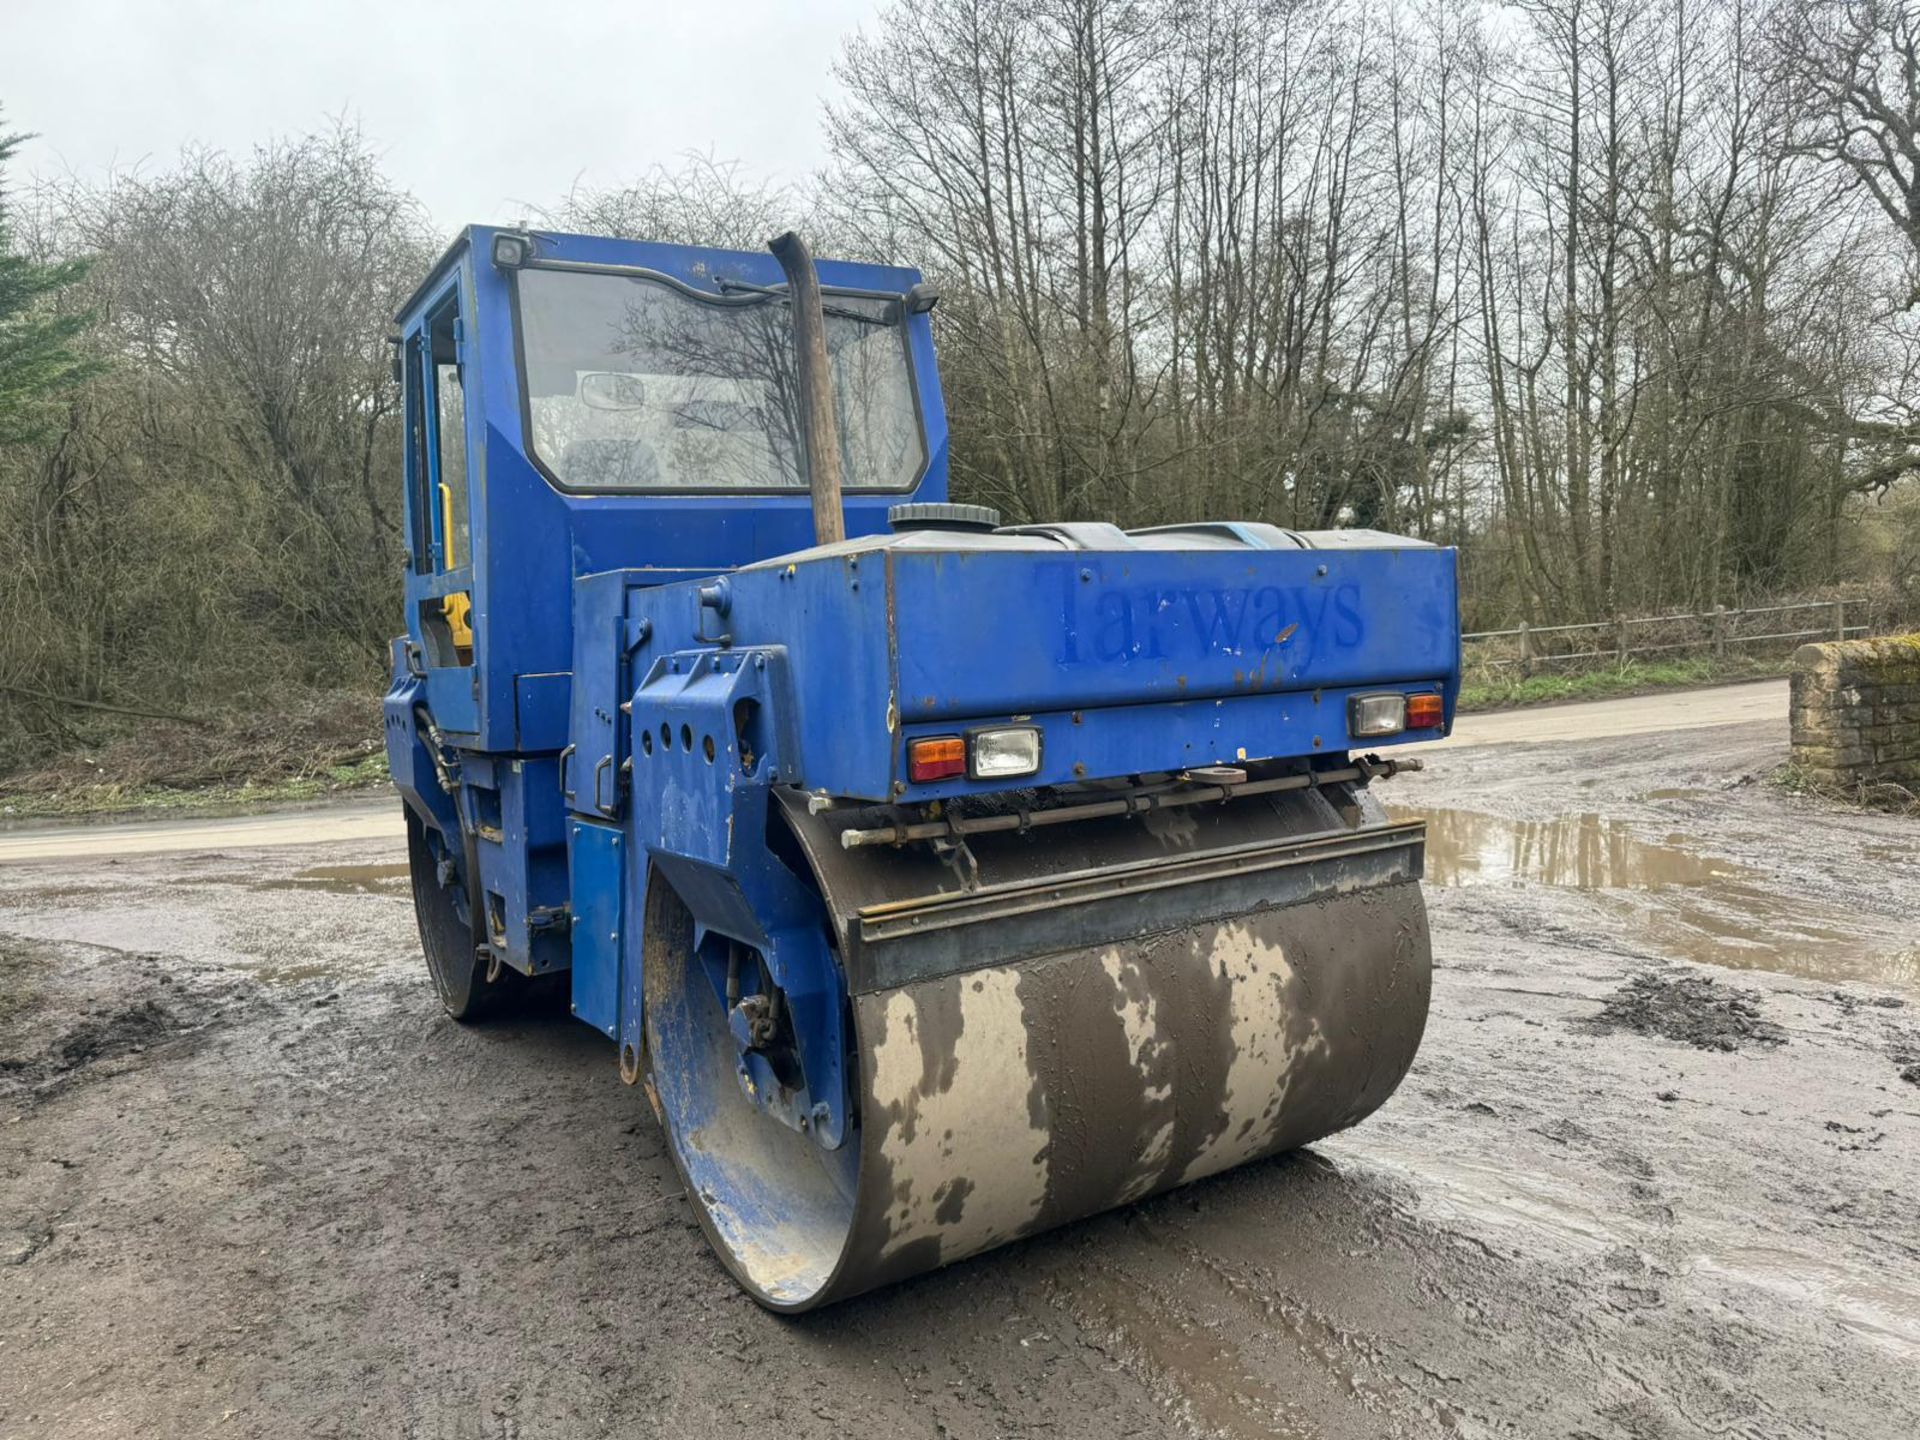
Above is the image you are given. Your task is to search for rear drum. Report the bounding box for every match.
[405,807,554,1021]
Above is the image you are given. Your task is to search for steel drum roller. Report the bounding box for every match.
[642,782,1432,1310]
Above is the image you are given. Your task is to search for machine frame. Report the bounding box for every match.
[383,225,1461,1310]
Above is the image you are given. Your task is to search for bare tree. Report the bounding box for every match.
[0,124,434,739]
[543,152,804,251]
[11,0,1920,776]
[1768,0,1920,492]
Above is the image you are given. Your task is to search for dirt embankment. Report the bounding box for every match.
[0,689,384,820]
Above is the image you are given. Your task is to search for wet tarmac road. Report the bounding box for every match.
[3,684,1918,1438]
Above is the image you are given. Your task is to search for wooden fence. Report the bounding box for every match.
[1463,598,1872,678]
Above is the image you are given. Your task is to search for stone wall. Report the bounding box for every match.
[1790,635,1920,788]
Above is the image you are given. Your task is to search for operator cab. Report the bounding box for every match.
[390,227,949,750]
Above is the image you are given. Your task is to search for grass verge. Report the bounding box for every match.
[0,752,390,822]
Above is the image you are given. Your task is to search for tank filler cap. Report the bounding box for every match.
[887,502,1002,533]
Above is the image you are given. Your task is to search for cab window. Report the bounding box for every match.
[426,295,471,569]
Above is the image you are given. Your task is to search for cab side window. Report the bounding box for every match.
[404,332,433,573]
[427,297,470,570]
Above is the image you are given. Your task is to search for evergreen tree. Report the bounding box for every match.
[0,113,96,446]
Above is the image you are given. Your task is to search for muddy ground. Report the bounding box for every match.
[2,703,1918,1439]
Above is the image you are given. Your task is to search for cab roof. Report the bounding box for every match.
[396,224,924,329]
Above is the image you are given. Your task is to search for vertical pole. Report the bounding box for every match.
[1617,616,1631,665]
[1712,604,1726,658]
[1832,599,1846,642]
[1518,621,1533,679]
[768,231,846,547]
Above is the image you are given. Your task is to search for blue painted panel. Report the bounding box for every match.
[383,643,460,837]
[623,647,850,1146]
[421,664,478,739]
[567,571,636,817]
[619,542,1459,802]
[619,556,890,794]
[569,819,625,1038]
[886,546,1459,719]
[514,671,571,751]
[471,758,571,976]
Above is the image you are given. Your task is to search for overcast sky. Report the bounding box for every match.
[2,0,881,230]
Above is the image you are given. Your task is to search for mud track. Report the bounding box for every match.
[3,689,1918,1438]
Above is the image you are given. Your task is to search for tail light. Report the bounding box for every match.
[1407,693,1445,730]
[907,736,967,782]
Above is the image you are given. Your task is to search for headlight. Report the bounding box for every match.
[968,726,1042,780]
[1347,693,1407,738]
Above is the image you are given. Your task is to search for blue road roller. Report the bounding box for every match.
[384,225,1459,1310]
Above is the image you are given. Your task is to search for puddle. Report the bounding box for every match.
[1393,806,1920,989]
[1626,900,1920,989]
[257,863,409,897]
[1689,1246,1920,1358]
[1340,1135,1920,1360]
[0,884,112,905]
[1397,808,1745,890]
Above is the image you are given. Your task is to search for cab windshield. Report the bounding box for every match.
[515,266,926,492]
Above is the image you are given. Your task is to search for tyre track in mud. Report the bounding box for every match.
[3,692,1919,1437]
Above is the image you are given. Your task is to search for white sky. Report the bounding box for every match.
[2,0,882,229]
